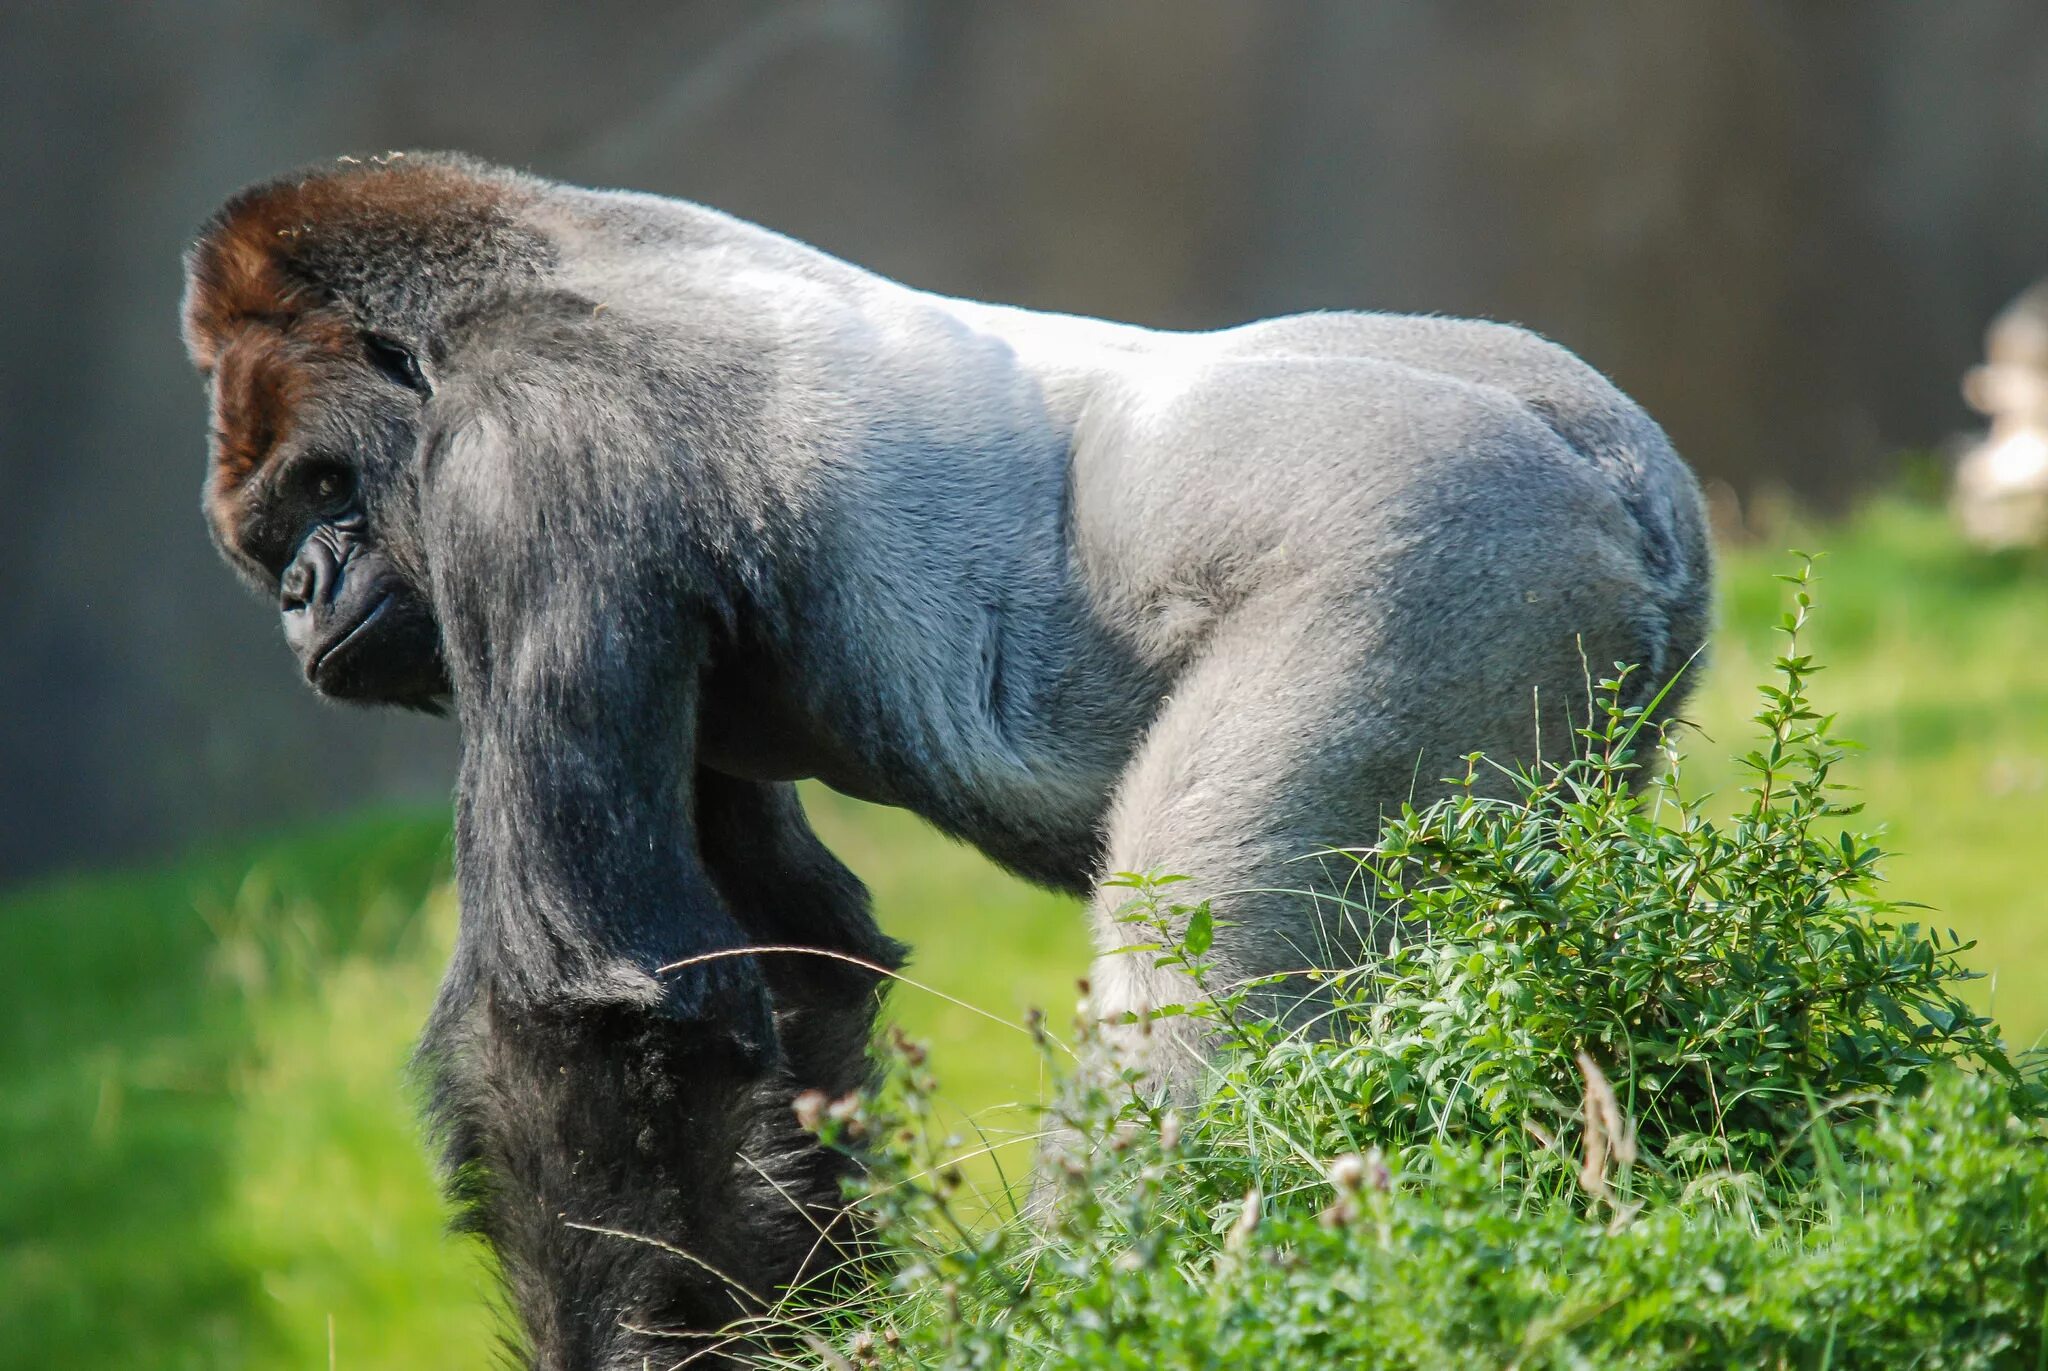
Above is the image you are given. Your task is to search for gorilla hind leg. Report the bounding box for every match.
[1084,579,1640,1089]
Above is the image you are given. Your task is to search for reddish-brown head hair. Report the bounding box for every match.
[181,152,530,367]
[183,153,545,544]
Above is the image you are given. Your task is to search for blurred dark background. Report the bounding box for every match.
[7,0,2048,885]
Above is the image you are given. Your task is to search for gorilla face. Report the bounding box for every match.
[198,320,451,711]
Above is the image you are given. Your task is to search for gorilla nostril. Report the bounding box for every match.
[281,561,314,612]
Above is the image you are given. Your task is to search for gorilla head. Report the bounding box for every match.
[177,159,537,710]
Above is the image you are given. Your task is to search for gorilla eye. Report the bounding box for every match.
[363,334,430,396]
[306,463,356,508]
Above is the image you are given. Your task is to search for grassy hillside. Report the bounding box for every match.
[1,498,2041,1368]
[821,601,2047,1367]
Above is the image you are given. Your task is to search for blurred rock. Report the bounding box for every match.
[1955,281,2048,548]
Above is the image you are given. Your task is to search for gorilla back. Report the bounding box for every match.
[182,153,1709,1367]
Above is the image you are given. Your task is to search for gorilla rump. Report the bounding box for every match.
[181,152,1710,1368]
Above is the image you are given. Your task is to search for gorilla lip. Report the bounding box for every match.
[304,593,392,683]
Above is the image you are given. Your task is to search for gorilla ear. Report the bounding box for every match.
[364,334,432,396]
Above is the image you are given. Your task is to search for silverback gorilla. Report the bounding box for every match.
[182,153,1709,1367]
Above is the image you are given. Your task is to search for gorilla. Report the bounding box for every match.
[181,152,1709,1367]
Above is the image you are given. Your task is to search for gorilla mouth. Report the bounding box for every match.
[306,593,392,684]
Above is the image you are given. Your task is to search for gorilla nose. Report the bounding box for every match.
[280,538,339,614]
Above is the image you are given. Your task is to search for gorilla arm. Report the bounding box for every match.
[407,297,908,1359]
[418,303,775,1062]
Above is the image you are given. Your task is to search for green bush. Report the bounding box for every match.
[775,560,2048,1371]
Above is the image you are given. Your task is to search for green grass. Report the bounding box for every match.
[1684,499,2048,1052]
[0,804,1083,1370]
[2,497,2042,1367]
[0,816,488,1368]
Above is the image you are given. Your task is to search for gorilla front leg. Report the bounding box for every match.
[690,773,907,1305]
[422,426,773,1049]
[421,639,824,1361]
[420,464,797,1364]
[694,771,906,1100]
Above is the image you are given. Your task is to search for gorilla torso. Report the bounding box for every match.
[546,186,1682,892]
